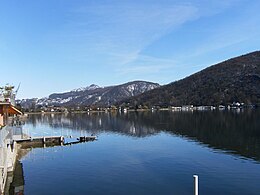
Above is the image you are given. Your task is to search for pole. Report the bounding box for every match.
[193,175,199,195]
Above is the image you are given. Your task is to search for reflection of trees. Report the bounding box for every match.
[160,110,260,161]
[27,112,158,137]
[26,110,260,161]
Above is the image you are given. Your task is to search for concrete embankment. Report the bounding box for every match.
[0,126,19,195]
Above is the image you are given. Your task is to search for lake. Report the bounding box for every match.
[9,109,260,194]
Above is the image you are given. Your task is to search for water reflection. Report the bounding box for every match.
[8,160,25,195]
[26,110,260,161]
[6,148,29,195]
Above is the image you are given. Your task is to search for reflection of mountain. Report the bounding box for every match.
[26,110,260,161]
[27,112,159,137]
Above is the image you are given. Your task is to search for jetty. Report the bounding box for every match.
[16,135,97,149]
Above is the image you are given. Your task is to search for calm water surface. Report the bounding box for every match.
[12,110,260,194]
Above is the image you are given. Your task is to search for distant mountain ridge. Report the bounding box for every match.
[19,81,160,108]
[121,51,260,107]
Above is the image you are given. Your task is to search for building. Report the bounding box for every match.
[0,85,23,127]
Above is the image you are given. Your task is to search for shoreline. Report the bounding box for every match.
[24,106,256,115]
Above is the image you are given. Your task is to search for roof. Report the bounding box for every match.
[8,105,23,115]
[0,102,23,115]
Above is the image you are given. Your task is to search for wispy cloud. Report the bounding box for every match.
[116,55,177,75]
[63,2,199,66]
[171,1,260,62]
[50,0,256,82]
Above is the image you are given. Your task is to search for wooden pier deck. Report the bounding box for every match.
[15,136,65,143]
[15,135,97,149]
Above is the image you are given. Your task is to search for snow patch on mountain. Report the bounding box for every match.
[72,84,100,92]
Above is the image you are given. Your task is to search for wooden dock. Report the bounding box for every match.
[15,136,65,144]
[15,135,97,149]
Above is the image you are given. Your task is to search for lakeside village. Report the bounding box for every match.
[20,100,255,114]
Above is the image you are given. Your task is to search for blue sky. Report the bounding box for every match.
[0,0,259,98]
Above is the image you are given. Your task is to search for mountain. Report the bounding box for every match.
[19,81,160,108]
[121,51,260,107]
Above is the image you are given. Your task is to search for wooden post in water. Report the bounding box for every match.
[193,175,199,195]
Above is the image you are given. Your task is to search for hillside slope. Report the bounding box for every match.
[122,51,260,106]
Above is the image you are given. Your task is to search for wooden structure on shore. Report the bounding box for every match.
[15,135,97,149]
[0,85,23,127]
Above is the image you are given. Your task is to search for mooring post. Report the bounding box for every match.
[193,175,199,195]
[60,136,64,143]
[43,137,46,143]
